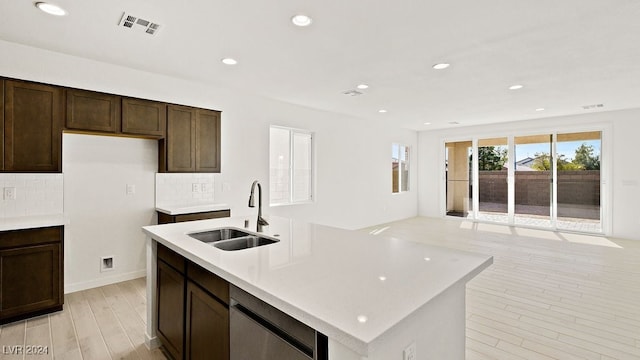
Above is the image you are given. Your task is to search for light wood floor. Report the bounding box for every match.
[0,277,166,360]
[2,217,638,359]
[362,217,640,360]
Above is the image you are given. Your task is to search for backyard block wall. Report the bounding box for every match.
[478,170,600,207]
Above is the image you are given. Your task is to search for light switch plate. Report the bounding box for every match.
[126,184,135,195]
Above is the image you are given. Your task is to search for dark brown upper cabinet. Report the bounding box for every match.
[165,105,221,173]
[167,105,196,172]
[195,109,221,172]
[122,97,167,137]
[3,80,63,172]
[66,89,120,133]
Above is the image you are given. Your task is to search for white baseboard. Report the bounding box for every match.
[64,269,146,293]
[145,334,161,350]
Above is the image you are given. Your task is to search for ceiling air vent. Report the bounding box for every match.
[582,104,604,110]
[342,90,363,96]
[118,12,160,35]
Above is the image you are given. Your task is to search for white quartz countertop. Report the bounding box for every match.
[155,203,230,215]
[0,214,67,232]
[142,216,492,356]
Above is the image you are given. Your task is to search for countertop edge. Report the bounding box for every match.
[155,204,230,215]
[0,214,67,232]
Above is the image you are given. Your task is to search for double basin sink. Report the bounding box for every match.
[188,227,279,251]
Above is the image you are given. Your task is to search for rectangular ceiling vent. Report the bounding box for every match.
[342,90,363,96]
[582,103,604,110]
[118,12,160,35]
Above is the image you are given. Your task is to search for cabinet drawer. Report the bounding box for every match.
[157,210,231,224]
[157,243,185,274]
[0,226,62,250]
[187,261,229,305]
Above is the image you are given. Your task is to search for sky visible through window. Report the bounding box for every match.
[515,140,600,161]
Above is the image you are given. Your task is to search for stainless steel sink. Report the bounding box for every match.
[188,228,279,251]
[188,228,252,243]
[213,235,279,251]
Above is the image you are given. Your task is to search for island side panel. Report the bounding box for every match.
[367,281,466,360]
[145,237,161,349]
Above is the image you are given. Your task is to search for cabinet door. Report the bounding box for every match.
[122,98,167,137]
[185,281,229,360]
[195,109,221,172]
[167,105,196,172]
[66,89,120,132]
[0,244,62,322]
[157,260,185,360]
[3,80,63,172]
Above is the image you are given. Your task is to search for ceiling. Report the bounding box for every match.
[1,0,640,130]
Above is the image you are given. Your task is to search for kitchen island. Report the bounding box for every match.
[143,216,492,359]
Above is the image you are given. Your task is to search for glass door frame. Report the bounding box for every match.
[441,124,611,235]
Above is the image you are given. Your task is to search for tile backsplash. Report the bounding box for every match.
[156,173,215,207]
[0,174,64,218]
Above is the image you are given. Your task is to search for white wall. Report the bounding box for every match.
[63,134,157,292]
[0,39,418,233]
[418,109,640,240]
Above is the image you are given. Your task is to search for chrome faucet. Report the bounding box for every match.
[248,180,269,232]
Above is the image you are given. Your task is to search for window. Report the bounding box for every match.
[392,143,410,193]
[270,126,313,205]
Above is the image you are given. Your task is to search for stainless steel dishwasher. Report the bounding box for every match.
[229,285,328,360]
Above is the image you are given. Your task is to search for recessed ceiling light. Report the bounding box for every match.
[291,14,312,27]
[378,109,388,113]
[424,257,431,261]
[424,122,431,125]
[509,84,524,90]
[221,58,237,65]
[356,84,369,89]
[535,108,545,112]
[357,315,368,323]
[432,63,450,70]
[378,276,387,281]
[35,2,67,16]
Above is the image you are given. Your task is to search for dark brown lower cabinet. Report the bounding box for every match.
[0,226,63,324]
[157,259,185,360]
[185,281,229,360]
[156,243,229,360]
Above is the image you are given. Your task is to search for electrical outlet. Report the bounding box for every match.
[3,187,16,200]
[403,342,416,360]
[192,183,200,193]
[202,183,213,193]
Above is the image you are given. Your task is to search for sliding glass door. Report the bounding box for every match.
[514,134,553,228]
[556,131,602,232]
[477,137,508,223]
[444,130,604,233]
[445,141,472,217]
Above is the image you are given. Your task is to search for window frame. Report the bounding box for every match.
[392,143,411,194]
[269,125,315,207]
[439,123,611,235]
